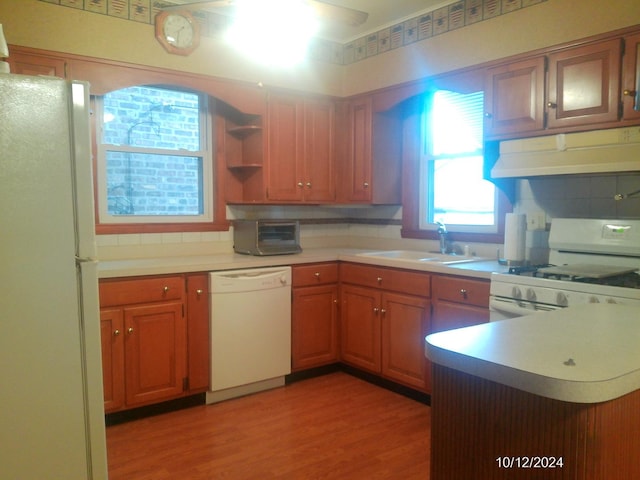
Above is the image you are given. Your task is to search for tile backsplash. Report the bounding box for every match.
[516,172,640,221]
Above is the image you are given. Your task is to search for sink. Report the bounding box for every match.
[356,250,482,264]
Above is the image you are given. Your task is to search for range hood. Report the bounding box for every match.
[491,127,640,178]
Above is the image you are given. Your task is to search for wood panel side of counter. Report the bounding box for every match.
[430,364,640,479]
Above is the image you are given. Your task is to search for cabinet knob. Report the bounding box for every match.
[196,289,203,297]
[127,327,134,334]
[380,308,386,315]
[376,276,383,284]
[163,286,169,293]
[306,182,312,188]
[460,288,468,299]
[547,102,557,109]
[297,182,304,187]
[623,89,637,97]
[314,272,321,278]
[373,307,379,314]
[363,182,369,188]
[113,329,120,336]
[484,112,492,118]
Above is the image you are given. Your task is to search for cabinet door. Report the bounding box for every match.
[100,308,125,413]
[124,302,186,407]
[340,285,381,373]
[547,39,622,129]
[343,97,372,202]
[186,273,209,392]
[8,52,66,77]
[267,93,304,201]
[292,285,339,371]
[381,293,431,392]
[431,302,489,333]
[484,57,546,138]
[622,32,640,121]
[304,98,335,202]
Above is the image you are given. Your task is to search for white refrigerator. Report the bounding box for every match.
[0,74,108,479]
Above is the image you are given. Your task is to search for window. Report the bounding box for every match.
[95,85,214,227]
[420,89,498,233]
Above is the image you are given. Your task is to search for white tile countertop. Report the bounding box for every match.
[98,248,509,279]
[425,304,640,403]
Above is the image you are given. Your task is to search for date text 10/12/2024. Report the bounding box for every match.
[496,457,564,469]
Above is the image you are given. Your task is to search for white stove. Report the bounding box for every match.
[490,218,640,320]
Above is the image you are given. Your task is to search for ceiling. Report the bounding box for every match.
[166,0,450,43]
[310,0,449,42]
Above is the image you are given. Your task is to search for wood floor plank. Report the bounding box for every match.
[107,372,431,479]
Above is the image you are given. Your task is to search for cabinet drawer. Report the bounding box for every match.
[99,275,185,307]
[340,262,430,297]
[292,262,339,287]
[433,276,489,308]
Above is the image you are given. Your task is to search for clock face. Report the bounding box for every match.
[164,14,195,49]
[155,10,200,55]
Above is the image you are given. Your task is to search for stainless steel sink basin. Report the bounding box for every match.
[356,250,482,264]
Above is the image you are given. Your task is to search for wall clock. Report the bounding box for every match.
[155,10,200,56]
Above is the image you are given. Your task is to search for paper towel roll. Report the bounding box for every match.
[504,213,526,263]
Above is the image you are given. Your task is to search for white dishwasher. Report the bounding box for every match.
[206,266,292,404]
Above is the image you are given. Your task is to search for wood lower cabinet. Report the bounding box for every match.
[340,284,382,373]
[291,263,339,371]
[122,302,185,407]
[340,263,431,392]
[99,275,189,413]
[186,273,209,392]
[381,292,431,391]
[100,307,125,412]
[431,275,490,333]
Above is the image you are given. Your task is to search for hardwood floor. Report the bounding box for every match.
[106,372,431,479]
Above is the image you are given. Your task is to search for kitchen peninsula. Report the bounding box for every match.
[425,304,640,479]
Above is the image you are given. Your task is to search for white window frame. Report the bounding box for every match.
[418,89,498,235]
[94,87,214,225]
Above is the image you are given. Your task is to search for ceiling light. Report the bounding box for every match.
[225,0,318,67]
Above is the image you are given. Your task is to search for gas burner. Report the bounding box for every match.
[507,264,551,275]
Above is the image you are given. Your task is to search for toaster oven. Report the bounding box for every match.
[233,220,302,256]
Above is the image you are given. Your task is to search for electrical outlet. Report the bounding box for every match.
[527,212,546,230]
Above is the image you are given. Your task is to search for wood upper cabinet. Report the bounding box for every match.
[99,275,188,412]
[8,49,67,78]
[291,263,339,371]
[547,38,622,129]
[337,97,402,204]
[622,32,640,121]
[484,56,546,138]
[266,92,335,202]
[431,275,489,333]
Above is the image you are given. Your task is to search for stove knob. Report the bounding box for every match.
[556,292,569,307]
[588,296,600,304]
[526,288,537,301]
[511,286,523,299]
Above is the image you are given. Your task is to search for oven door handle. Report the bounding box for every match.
[489,298,533,317]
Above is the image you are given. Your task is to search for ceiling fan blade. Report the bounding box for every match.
[160,1,233,12]
[160,0,368,27]
[307,1,368,27]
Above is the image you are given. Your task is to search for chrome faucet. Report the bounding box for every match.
[436,221,448,254]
